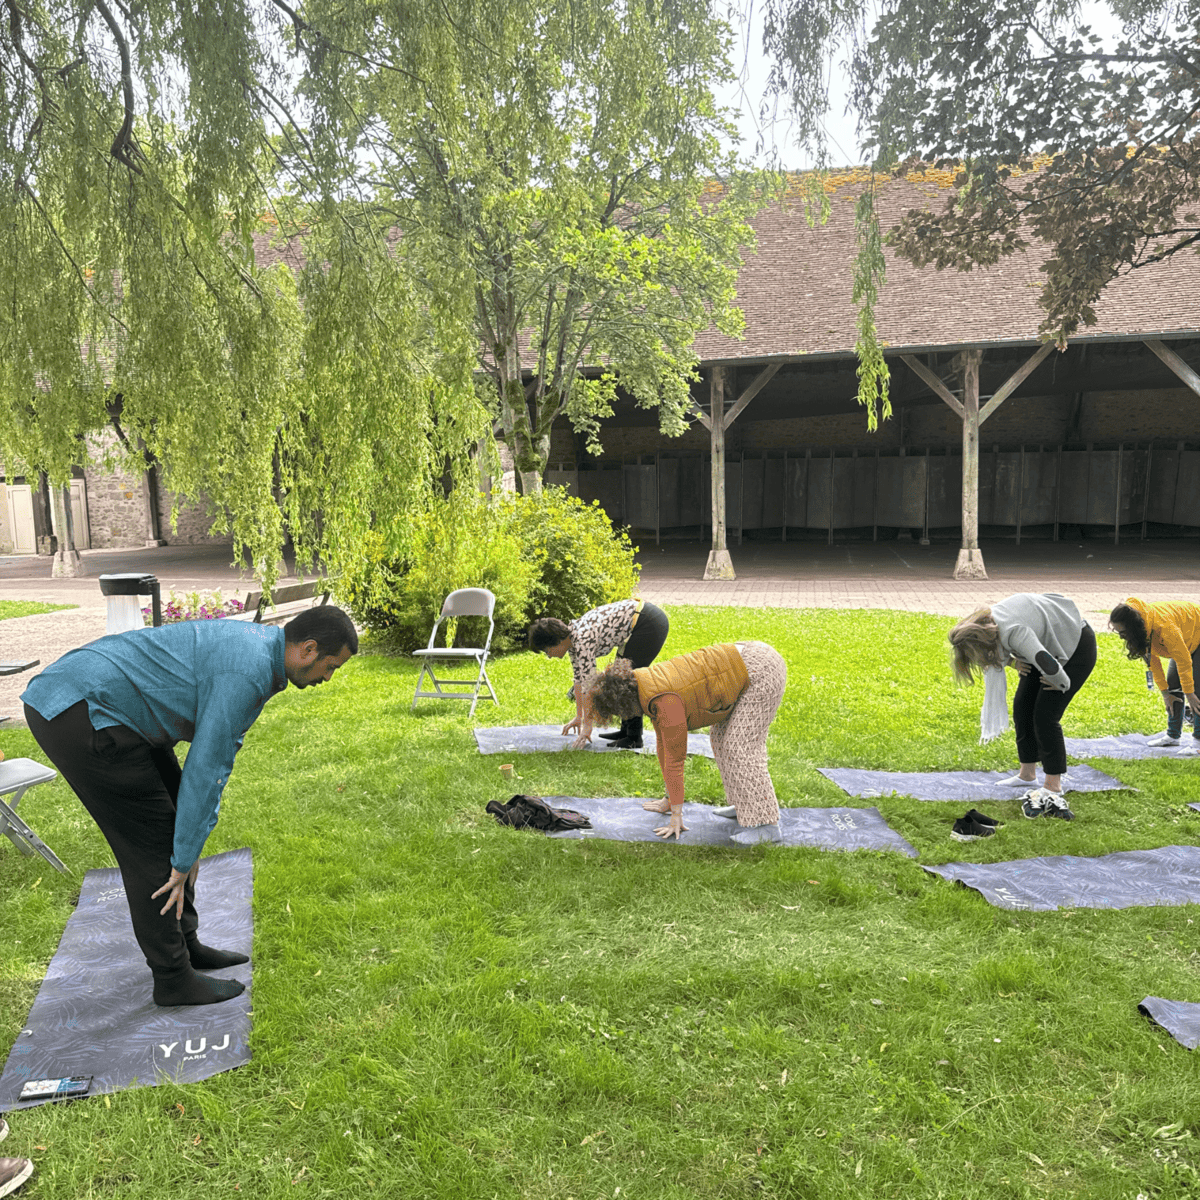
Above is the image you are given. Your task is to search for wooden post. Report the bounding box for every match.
[953,349,987,578]
[1141,441,1153,540]
[782,450,788,542]
[703,366,734,580]
[1114,442,1122,545]
[1015,445,1025,546]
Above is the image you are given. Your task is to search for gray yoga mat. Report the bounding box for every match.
[1139,996,1200,1050]
[475,724,714,759]
[818,765,1126,802]
[541,796,918,856]
[0,847,253,1111]
[923,845,1200,912]
[1065,734,1200,760]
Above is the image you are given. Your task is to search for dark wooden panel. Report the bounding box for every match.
[579,466,624,523]
[1146,447,1180,523]
[875,456,905,526]
[784,455,808,528]
[977,451,997,525]
[898,457,927,528]
[1116,447,1146,525]
[1086,451,1118,525]
[990,452,1021,526]
[763,456,785,527]
[679,457,706,527]
[544,468,579,496]
[1174,451,1200,525]
[829,457,855,529]
[740,456,765,529]
[927,455,961,527]
[657,458,680,528]
[1057,451,1090,525]
[851,455,875,527]
[623,464,658,529]
[806,456,832,529]
[1021,450,1057,526]
[725,461,743,530]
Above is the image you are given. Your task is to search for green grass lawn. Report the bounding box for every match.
[2,606,1199,1199]
[0,600,76,621]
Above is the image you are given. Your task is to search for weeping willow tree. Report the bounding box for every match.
[0,0,491,583]
[289,0,765,495]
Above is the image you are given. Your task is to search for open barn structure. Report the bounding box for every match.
[534,171,1200,580]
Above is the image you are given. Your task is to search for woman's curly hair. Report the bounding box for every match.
[1109,603,1150,660]
[588,658,643,723]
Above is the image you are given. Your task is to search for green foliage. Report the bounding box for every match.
[3,608,1200,1197]
[297,0,770,487]
[763,0,1200,343]
[342,495,535,655]
[499,488,641,624]
[344,487,640,652]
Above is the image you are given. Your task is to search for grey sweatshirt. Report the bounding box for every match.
[990,593,1086,692]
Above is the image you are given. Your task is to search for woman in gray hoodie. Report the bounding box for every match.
[948,594,1096,820]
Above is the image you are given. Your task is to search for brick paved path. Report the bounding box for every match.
[1,537,1196,719]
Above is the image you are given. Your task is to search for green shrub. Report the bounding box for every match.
[499,488,640,626]
[344,487,640,653]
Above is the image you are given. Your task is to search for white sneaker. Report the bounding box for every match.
[1177,741,1200,757]
[711,805,738,820]
[1148,732,1181,747]
[997,773,1038,787]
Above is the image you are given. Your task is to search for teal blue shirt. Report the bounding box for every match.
[23,621,287,871]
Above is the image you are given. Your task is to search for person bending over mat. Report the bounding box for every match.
[948,593,1096,821]
[588,641,787,843]
[528,600,669,749]
[1110,598,1200,756]
[22,605,358,1007]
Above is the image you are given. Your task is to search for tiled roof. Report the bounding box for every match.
[694,171,1200,364]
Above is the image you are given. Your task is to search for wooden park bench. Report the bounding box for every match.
[230,578,338,626]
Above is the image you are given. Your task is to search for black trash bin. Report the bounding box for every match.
[98,573,162,633]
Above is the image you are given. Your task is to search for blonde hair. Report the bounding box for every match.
[947,606,1004,684]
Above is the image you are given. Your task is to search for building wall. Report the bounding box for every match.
[82,457,151,549]
[566,386,1197,463]
[155,481,232,545]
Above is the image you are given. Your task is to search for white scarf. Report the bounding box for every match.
[980,666,1010,744]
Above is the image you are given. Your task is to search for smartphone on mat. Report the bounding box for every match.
[18,1076,93,1101]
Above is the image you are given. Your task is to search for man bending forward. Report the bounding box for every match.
[22,606,357,1007]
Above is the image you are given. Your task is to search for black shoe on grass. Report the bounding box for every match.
[951,815,995,841]
[965,808,1003,828]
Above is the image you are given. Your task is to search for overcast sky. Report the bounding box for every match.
[713,0,1129,170]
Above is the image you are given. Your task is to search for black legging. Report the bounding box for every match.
[1012,623,1097,775]
[614,602,669,739]
[1165,645,1200,734]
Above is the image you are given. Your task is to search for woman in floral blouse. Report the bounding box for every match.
[528,600,669,748]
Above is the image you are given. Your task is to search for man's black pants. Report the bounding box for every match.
[1011,623,1097,775]
[25,700,197,979]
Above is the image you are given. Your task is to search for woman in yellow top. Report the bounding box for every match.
[1109,598,1200,756]
[589,641,787,843]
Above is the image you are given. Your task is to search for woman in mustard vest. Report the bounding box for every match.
[1110,598,1200,755]
[589,641,787,843]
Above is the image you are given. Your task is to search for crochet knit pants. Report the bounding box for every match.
[709,641,787,827]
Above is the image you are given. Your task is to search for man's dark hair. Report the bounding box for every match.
[1109,603,1150,661]
[528,617,571,652]
[285,605,359,656]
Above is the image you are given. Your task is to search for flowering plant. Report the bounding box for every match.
[143,589,246,624]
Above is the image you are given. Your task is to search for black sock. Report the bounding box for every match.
[188,941,250,970]
[153,969,246,1007]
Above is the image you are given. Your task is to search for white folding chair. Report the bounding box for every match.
[411,588,499,718]
[0,757,68,873]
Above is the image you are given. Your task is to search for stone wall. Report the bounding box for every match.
[155,481,232,545]
[82,457,151,549]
